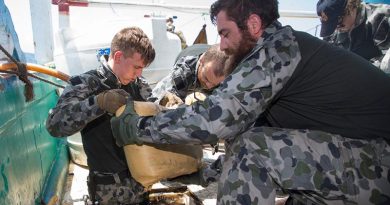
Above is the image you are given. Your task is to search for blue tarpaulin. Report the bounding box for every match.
[364,0,390,4]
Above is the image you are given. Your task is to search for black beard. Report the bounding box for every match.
[231,29,257,67]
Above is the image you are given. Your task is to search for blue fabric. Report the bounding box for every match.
[364,0,390,4]
[316,0,348,37]
[0,0,26,62]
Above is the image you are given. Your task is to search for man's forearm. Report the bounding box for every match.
[46,95,104,137]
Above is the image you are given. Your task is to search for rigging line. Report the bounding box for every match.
[109,3,121,17]
[27,73,66,88]
[0,70,65,88]
[0,44,34,101]
[0,70,19,75]
[304,24,322,33]
[0,44,19,65]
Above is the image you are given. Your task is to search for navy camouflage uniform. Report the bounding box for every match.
[46,56,151,204]
[151,45,210,103]
[151,44,224,184]
[151,55,201,103]
[115,21,390,204]
[326,3,390,72]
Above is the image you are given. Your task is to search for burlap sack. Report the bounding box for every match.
[116,101,203,188]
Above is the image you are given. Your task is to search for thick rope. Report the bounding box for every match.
[16,62,34,101]
[0,44,34,101]
[0,69,66,89]
[0,43,19,64]
[0,44,66,101]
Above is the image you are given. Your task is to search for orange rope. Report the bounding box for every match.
[0,63,70,82]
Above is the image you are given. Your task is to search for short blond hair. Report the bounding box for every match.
[345,0,361,16]
[202,44,231,77]
[110,27,155,66]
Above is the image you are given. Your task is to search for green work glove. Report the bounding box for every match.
[96,89,130,114]
[110,100,142,147]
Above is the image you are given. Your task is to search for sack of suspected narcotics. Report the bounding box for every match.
[116,101,203,188]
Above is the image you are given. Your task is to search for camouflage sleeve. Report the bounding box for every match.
[46,73,105,137]
[138,25,302,145]
[151,56,197,102]
[367,3,390,50]
[150,74,174,102]
[137,76,153,100]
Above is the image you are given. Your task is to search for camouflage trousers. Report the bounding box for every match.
[202,154,224,184]
[217,126,390,205]
[91,173,147,205]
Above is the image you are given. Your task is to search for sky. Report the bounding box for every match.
[278,0,320,36]
[280,0,318,10]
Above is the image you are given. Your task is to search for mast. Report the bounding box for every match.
[29,0,54,64]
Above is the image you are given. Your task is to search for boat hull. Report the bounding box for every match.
[0,74,68,205]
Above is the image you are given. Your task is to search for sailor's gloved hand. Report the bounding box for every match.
[168,163,210,187]
[110,101,142,147]
[96,89,130,113]
[159,92,183,108]
[185,92,206,105]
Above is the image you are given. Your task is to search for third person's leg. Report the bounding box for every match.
[217,126,390,205]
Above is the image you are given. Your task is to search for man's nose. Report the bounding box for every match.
[135,69,143,77]
[220,38,228,51]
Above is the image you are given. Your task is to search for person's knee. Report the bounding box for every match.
[380,49,390,74]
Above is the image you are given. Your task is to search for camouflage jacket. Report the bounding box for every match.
[123,20,390,147]
[135,21,302,145]
[151,55,203,103]
[328,3,390,62]
[46,57,152,137]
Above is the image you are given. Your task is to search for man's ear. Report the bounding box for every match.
[113,51,123,64]
[247,14,262,37]
[198,53,205,64]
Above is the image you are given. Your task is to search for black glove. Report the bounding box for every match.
[168,166,210,187]
[110,100,143,146]
[96,89,130,113]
